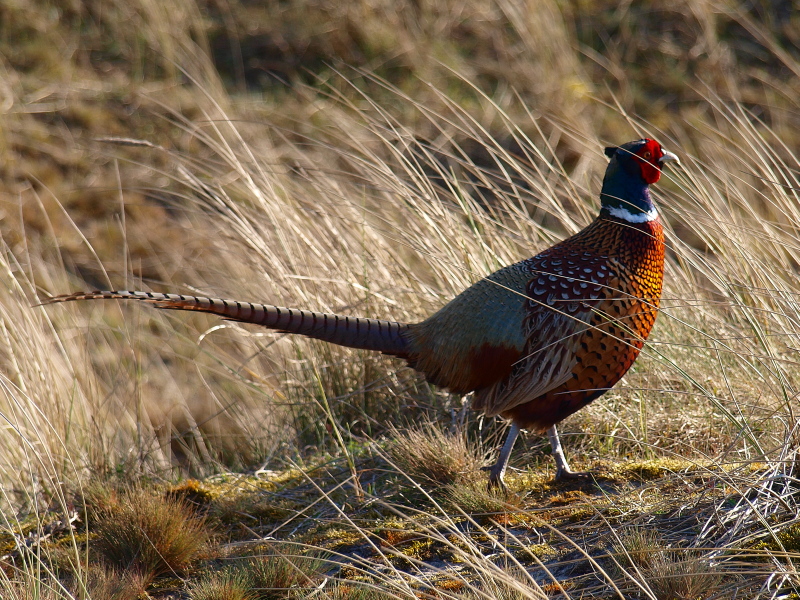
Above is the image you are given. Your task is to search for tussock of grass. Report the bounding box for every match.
[456,584,544,600]
[322,581,413,600]
[188,570,254,600]
[446,480,519,516]
[232,544,330,597]
[79,566,149,600]
[455,568,549,600]
[386,423,486,486]
[0,582,64,600]
[612,529,722,599]
[189,545,330,599]
[91,487,209,579]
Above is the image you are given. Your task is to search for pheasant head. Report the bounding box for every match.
[600,138,679,223]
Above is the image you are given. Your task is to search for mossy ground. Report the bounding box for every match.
[0,451,793,597]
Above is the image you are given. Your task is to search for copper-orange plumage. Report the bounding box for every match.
[44,139,678,488]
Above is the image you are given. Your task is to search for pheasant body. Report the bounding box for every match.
[407,211,664,432]
[44,138,678,487]
[498,215,664,430]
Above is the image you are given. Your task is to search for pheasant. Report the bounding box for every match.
[44,138,678,488]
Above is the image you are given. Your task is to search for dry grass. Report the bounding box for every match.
[188,570,255,600]
[77,566,150,600]
[455,571,548,600]
[321,582,414,600]
[2,0,800,597]
[232,545,330,598]
[612,529,723,600]
[193,545,381,599]
[386,423,487,486]
[446,479,520,515]
[0,582,65,600]
[91,487,209,579]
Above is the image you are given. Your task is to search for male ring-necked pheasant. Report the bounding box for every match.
[45,139,678,488]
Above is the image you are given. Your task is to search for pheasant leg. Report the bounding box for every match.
[547,424,590,480]
[486,423,520,491]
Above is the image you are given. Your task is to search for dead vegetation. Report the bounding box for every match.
[386,423,487,486]
[90,486,210,580]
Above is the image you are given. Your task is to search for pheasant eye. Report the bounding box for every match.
[642,151,652,160]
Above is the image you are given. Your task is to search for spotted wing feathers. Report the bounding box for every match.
[472,252,613,417]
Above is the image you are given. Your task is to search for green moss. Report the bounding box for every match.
[309,527,365,550]
[398,538,435,558]
[521,543,558,560]
[168,479,217,510]
[614,458,696,481]
[755,523,800,556]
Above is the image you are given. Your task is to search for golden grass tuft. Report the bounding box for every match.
[322,581,413,600]
[386,423,486,486]
[188,569,255,600]
[613,529,722,599]
[80,565,150,600]
[455,568,548,600]
[0,582,64,600]
[92,487,210,579]
[446,479,521,516]
[196,544,331,599]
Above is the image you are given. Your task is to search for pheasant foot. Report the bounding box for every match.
[547,424,592,482]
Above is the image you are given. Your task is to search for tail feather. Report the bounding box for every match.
[43,291,412,357]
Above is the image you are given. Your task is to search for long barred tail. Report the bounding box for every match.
[43,291,412,357]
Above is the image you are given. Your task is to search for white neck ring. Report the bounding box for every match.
[605,205,659,223]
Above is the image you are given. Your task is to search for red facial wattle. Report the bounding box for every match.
[635,140,664,184]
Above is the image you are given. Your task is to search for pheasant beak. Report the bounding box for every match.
[659,149,680,166]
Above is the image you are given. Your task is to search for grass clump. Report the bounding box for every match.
[455,568,548,600]
[242,546,330,596]
[612,529,722,599]
[0,582,64,600]
[386,423,485,486]
[188,569,255,600]
[91,487,210,580]
[210,544,331,599]
[78,566,150,600]
[446,479,519,516]
[323,581,413,600]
